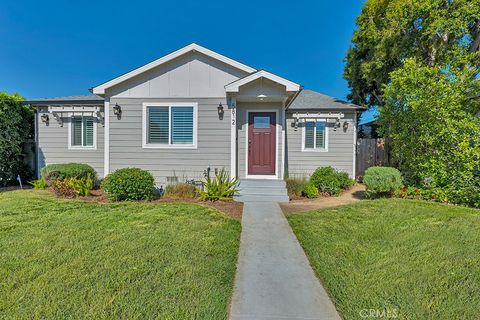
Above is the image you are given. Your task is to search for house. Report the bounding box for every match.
[25,43,364,188]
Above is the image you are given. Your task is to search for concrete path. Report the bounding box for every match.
[230,201,341,320]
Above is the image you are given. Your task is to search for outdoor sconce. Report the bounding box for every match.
[334,118,341,131]
[41,114,49,124]
[217,103,224,120]
[113,103,122,119]
[343,121,349,132]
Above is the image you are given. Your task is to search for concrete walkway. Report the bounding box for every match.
[230,202,341,320]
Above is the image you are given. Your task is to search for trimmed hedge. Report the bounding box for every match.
[101,168,155,201]
[310,166,354,196]
[41,163,97,181]
[364,166,403,198]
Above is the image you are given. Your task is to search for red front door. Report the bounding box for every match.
[248,112,276,175]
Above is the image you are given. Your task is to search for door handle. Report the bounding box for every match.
[248,140,252,152]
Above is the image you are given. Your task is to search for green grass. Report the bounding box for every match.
[288,199,480,320]
[0,190,241,319]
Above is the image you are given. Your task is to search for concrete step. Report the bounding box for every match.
[237,188,288,196]
[234,194,290,203]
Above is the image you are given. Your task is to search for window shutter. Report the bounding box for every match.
[171,106,193,144]
[72,116,83,146]
[83,116,94,146]
[305,122,315,149]
[148,107,169,144]
[315,122,325,149]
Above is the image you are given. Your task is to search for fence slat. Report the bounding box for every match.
[356,138,389,180]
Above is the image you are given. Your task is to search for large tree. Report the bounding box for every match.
[0,92,33,185]
[344,0,480,107]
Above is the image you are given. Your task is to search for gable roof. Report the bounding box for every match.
[23,95,104,106]
[287,90,365,111]
[225,69,301,93]
[92,43,257,95]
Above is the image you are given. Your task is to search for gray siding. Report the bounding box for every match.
[37,107,105,177]
[107,51,248,98]
[286,112,356,178]
[108,97,231,185]
[236,102,284,179]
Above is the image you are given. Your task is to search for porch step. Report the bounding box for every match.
[234,179,289,203]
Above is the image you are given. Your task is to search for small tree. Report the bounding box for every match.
[380,58,480,187]
[0,92,33,186]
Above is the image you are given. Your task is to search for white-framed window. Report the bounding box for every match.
[142,102,198,149]
[302,119,328,152]
[68,114,97,149]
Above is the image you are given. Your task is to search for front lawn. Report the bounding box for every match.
[0,190,241,319]
[288,199,480,319]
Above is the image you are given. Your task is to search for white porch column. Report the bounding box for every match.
[104,100,110,177]
[229,97,237,178]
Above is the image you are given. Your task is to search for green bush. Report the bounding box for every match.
[30,178,47,189]
[285,177,307,197]
[0,92,34,186]
[164,183,198,199]
[199,168,238,201]
[101,168,155,201]
[302,182,319,199]
[51,179,77,198]
[310,166,354,196]
[70,174,94,196]
[364,166,403,198]
[41,163,97,181]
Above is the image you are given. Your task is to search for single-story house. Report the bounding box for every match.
[25,43,364,187]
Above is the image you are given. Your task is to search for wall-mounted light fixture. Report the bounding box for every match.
[217,103,224,120]
[343,121,349,132]
[334,118,341,131]
[41,114,49,124]
[113,104,122,117]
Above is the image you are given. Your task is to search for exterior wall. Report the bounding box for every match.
[286,111,356,178]
[236,102,284,179]
[36,107,105,177]
[108,97,231,186]
[107,51,247,98]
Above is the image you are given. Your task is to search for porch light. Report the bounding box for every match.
[41,114,49,124]
[113,104,122,116]
[343,121,349,131]
[217,103,224,119]
[334,118,341,131]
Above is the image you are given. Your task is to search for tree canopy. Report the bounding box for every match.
[344,0,480,107]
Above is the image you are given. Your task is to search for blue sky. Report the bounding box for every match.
[0,0,375,123]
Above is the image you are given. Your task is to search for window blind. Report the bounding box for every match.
[72,116,83,146]
[304,122,315,149]
[315,122,325,148]
[148,107,169,144]
[171,106,193,144]
[83,116,94,146]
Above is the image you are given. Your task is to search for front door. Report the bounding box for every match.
[248,112,276,176]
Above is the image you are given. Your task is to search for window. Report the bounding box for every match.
[69,114,96,149]
[303,119,328,151]
[143,103,197,148]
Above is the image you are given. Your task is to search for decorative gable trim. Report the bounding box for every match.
[225,70,301,93]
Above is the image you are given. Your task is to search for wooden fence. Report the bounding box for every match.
[356,138,389,180]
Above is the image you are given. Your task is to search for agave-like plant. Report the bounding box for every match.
[199,168,239,201]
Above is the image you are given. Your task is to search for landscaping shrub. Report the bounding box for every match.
[164,183,198,199]
[51,179,77,198]
[364,166,402,198]
[302,182,319,199]
[310,166,354,196]
[199,168,238,201]
[30,178,47,189]
[41,163,97,181]
[70,175,94,196]
[285,177,307,197]
[0,92,34,186]
[101,168,155,201]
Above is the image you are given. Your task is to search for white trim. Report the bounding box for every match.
[230,98,237,178]
[67,112,98,150]
[226,70,300,93]
[35,111,40,178]
[281,107,286,180]
[245,109,279,180]
[142,102,198,149]
[301,119,329,152]
[48,106,101,113]
[353,112,357,179]
[93,43,256,95]
[104,101,110,177]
